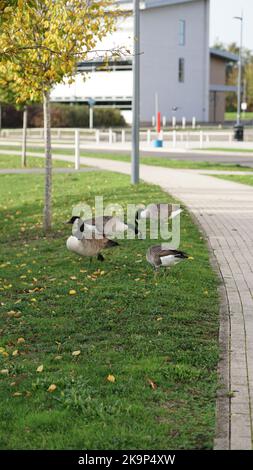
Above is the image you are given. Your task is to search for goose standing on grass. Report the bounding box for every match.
[66,215,139,238]
[146,245,189,272]
[138,203,182,221]
[66,220,119,262]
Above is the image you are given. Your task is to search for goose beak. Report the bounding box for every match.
[65,219,72,224]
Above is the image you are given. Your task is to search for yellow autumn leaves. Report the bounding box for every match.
[0,0,118,104]
[69,290,76,295]
[107,374,116,383]
[0,336,26,359]
[67,269,106,296]
[72,350,81,357]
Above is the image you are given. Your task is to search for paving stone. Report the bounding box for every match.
[230,437,252,450]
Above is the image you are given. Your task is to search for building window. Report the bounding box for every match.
[179,19,186,46]
[178,58,185,82]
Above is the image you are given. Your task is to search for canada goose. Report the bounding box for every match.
[138,203,182,220]
[66,215,139,238]
[146,245,189,271]
[66,220,119,261]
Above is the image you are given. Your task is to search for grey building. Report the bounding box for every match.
[138,0,210,122]
[133,0,237,123]
[52,0,237,124]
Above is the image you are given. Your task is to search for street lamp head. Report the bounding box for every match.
[233,16,242,21]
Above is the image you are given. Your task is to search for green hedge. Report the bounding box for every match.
[1,103,126,128]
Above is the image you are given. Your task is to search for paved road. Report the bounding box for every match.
[76,155,253,451]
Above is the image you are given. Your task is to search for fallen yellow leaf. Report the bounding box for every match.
[36,365,44,373]
[54,355,62,360]
[12,392,22,397]
[7,310,21,318]
[47,384,57,393]
[0,369,9,375]
[12,350,19,356]
[69,290,77,295]
[72,350,81,356]
[0,351,9,357]
[107,374,116,383]
[17,337,25,344]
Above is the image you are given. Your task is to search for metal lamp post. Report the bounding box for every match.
[234,13,243,126]
[131,0,140,184]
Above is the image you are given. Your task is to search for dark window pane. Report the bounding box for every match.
[178,58,185,82]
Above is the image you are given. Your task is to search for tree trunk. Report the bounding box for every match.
[43,91,52,231]
[22,106,28,167]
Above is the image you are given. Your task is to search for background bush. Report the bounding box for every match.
[0,103,126,128]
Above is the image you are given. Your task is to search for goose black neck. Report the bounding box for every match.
[135,210,140,235]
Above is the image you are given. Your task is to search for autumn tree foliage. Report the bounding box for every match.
[213,41,253,113]
[0,0,118,230]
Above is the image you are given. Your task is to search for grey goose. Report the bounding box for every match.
[66,215,139,238]
[146,245,189,271]
[66,219,119,262]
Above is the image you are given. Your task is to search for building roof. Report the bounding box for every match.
[210,84,237,93]
[144,0,199,8]
[77,49,238,73]
[118,0,199,9]
[210,48,238,62]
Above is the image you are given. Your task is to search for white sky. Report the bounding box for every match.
[210,0,253,51]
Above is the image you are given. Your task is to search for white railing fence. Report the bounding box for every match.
[0,127,252,150]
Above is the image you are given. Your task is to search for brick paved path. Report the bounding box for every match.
[77,156,253,450]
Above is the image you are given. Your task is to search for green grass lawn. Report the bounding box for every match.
[0,168,219,450]
[0,145,252,172]
[0,152,73,169]
[225,112,253,121]
[214,174,253,186]
[201,148,253,154]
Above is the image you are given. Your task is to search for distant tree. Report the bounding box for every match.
[212,40,253,112]
[1,0,119,231]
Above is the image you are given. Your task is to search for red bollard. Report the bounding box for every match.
[157,112,161,133]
